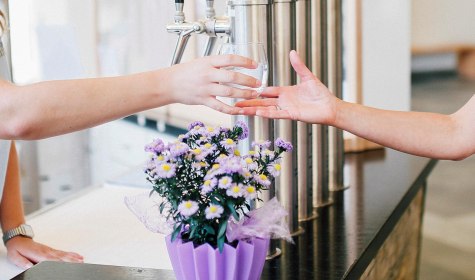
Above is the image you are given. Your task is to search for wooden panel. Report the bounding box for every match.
[360,188,425,280]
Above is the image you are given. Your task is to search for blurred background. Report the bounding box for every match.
[3,0,475,279]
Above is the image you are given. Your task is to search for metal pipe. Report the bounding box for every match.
[296,0,317,221]
[170,29,194,65]
[328,0,347,191]
[273,0,303,235]
[311,0,333,208]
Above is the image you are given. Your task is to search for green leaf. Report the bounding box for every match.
[217,235,225,253]
[227,200,239,221]
[204,225,216,236]
[218,220,227,239]
[171,225,181,242]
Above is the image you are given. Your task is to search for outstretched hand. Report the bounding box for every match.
[236,50,338,125]
[166,54,261,115]
[6,237,83,269]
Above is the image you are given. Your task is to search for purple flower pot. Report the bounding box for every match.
[165,235,269,280]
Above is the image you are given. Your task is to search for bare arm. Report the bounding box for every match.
[237,50,475,160]
[0,55,260,140]
[1,142,83,269]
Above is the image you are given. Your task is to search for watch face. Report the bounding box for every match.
[22,224,34,238]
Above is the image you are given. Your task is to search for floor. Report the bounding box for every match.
[412,74,475,280]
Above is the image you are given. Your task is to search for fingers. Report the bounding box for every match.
[259,87,281,98]
[212,69,261,89]
[209,54,258,69]
[289,50,317,83]
[235,98,278,108]
[8,250,34,269]
[51,250,84,263]
[256,107,292,119]
[204,98,243,115]
[209,84,258,99]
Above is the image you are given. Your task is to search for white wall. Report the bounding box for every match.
[412,0,475,48]
[361,0,411,111]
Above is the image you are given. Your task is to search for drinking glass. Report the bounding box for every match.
[218,42,268,95]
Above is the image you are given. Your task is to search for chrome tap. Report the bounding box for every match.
[167,0,231,65]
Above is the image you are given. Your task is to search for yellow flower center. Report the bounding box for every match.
[157,155,164,161]
[184,201,193,209]
[209,206,217,213]
[204,143,212,149]
[193,148,202,155]
[200,162,207,167]
[162,164,171,171]
[259,174,268,181]
[222,178,228,184]
[249,151,256,156]
[204,180,211,186]
[225,139,234,145]
[200,136,206,141]
[232,186,240,193]
[207,127,214,132]
[213,164,220,170]
[244,172,251,178]
[246,186,256,193]
[274,164,281,171]
[234,149,241,156]
[218,154,227,159]
[245,158,253,164]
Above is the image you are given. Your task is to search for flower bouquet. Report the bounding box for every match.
[127,121,292,280]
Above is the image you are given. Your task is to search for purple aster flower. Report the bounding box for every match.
[169,142,189,158]
[254,173,271,187]
[187,121,205,131]
[205,204,224,220]
[218,176,233,189]
[221,156,244,174]
[267,163,282,177]
[156,163,176,178]
[261,149,275,160]
[243,157,258,171]
[178,201,199,217]
[204,126,220,138]
[275,138,293,152]
[226,183,243,198]
[220,138,237,150]
[251,140,272,150]
[200,178,217,194]
[234,120,249,140]
[243,185,258,199]
[144,138,165,153]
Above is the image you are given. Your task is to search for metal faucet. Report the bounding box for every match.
[167,0,231,65]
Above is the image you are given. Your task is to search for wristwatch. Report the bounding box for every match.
[2,224,34,245]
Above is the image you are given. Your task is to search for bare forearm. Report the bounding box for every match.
[334,100,474,160]
[0,142,24,233]
[0,70,170,140]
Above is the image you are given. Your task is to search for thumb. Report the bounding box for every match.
[289,50,317,83]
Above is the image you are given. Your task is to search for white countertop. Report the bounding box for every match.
[0,185,172,280]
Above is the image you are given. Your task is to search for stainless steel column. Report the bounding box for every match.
[311,0,333,208]
[228,1,270,157]
[227,0,281,258]
[296,0,317,221]
[328,0,347,191]
[273,0,303,235]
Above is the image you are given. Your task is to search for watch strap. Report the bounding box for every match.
[2,224,34,245]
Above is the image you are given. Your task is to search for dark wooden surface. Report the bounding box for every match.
[14,149,437,280]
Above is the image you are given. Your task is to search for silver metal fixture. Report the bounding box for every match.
[328,0,347,191]
[312,0,333,208]
[167,0,231,65]
[296,0,317,221]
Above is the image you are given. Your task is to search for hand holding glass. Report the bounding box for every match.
[218,43,268,95]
